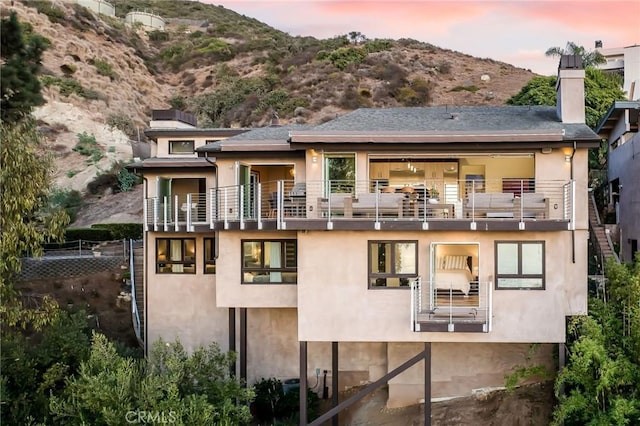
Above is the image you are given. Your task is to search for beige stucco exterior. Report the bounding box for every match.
[139,75,598,408]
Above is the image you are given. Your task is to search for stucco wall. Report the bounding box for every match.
[216,231,298,308]
[145,232,227,353]
[296,229,587,343]
[609,131,640,262]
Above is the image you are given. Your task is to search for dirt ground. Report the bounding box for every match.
[323,381,554,425]
[16,268,140,349]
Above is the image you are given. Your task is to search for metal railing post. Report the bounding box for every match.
[174,195,179,232]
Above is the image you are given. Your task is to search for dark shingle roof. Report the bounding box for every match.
[198,125,310,152]
[308,106,598,140]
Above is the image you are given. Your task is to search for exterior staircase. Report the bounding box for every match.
[129,240,145,347]
[588,192,619,269]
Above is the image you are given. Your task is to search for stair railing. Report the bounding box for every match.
[129,239,143,346]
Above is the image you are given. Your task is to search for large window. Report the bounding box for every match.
[204,238,216,274]
[495,241,545,289]
[325,153,355,194]
[157,238,195,274]
[169,140,194,154]
[369,241,418,288]
[242,240,297,284]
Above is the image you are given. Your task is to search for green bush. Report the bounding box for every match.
[326,47,367,70]
[64,227,113,241]
[450,85,480,93]
[252,377,319,423]
[106,113,135,138]
[30,0,66,23]
[49,188,83,223]
[91,223,143,240]
[1,310,91,424]
[59,63,76,75]
[91,58,118,81]
[73,132,103,164]
[363,39,393,53]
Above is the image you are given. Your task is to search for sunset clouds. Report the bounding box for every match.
[208,0,640,75]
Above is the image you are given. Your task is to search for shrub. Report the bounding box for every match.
[363,39,393,53]
[106,113,135,138]
[49,188,83,223]
[73,132,103,164]
[252,377,320,423]
[65,227,113,241]
[327,47,367,70]
[86,173,117,195]
[30,0,66,23]
[91,223,143,240]
[450,85,479,93]
[59,64,76,75]
[90,58,118,81]
[117,167,139,192]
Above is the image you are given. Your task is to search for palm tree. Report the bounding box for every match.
[545,41,605,68]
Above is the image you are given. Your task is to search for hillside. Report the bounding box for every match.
[8,0,538,224]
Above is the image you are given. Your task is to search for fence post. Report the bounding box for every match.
[79,239,82,257]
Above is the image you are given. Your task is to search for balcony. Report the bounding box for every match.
[410,276,492,333]
[143,179,575,232]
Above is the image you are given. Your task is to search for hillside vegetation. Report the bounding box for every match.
[10,0,535,195]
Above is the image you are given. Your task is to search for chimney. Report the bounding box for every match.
[556,55,586,123]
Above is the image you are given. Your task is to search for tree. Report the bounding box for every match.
[552,257,640,425]
[1,310,92,424]
[0,119,69,329]
[0,11,50,123]
[506,68,625,170]
[545,41,606,68]
[50,334,254,425]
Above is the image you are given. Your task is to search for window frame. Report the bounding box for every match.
[368,240,418,289]
[241,239,297,284]
[168,139,195,154]
[156,238,196,274]
[494,240,545,290]
[204,237,216,274]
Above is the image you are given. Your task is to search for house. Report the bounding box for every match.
[596,100,640,263]
[131,56,599,423]
[595,42,640,100]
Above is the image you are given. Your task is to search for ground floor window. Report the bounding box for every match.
[242,240,297,284]
[157,238,196,274]
[369,241,417,288]
[495,241,545,289]
[204,238,216,274]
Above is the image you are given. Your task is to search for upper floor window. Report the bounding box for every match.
[204,238,216,274]
[169,140,195,154]
[369,241,418,288]
[495,241,545,289]
[242,240,297,284]
[157,238,195,274]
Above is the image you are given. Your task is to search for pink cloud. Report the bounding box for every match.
[506,1,639,46]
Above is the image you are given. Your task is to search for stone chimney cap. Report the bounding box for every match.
[559,55,583,70]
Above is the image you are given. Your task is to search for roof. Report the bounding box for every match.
[126,157,215,172]
[290,107,600,144]
[198,125,310,153]
[144,127,250,140]
[595,101,640,138]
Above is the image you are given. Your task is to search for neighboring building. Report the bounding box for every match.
[595,42,640,100]
[596,100,640,263]
[75,0,115,17]
[125,10,166,30]
[131,57,599,420]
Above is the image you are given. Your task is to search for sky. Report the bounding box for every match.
[204,0,640,76]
